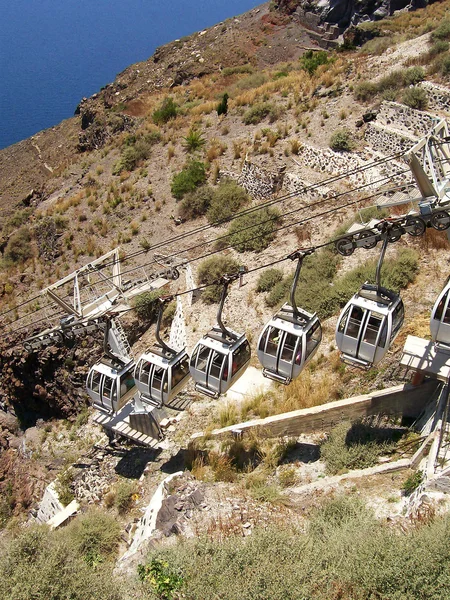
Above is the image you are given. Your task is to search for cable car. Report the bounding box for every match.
[257,250,322,384]
[335,229,404,368]
[336,284,404,368]
[86,318,137,413]
[190,275,251,398]
[86,357,136,414]
[134,299,191,409]
[430,276,450,349]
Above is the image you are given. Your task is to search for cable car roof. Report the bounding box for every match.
[272,303,317,328]
[138,348,186,368]
[92,357,134,376]
[197,325,247,353]
[354,283,400,308]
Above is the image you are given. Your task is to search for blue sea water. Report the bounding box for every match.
[0,0,262,150]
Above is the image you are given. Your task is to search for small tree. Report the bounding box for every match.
[402,87,428,110]
[197,255,242,303]
[217,92,229,116]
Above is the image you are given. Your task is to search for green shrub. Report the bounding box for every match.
[429,40,449,55]
[243,103,280,125]
[207,180,249,223]
[300,49,330,75]
[235,72,268,91]
[132,289,162,322]
[113,132,161,174]
[217,92,229,116]
[197,255,242,303]
[3,227,33,265]
[67,510,121,566]
[2,208,33,235]
[171,160,206,199]
[54,470,74,507]
[440,54,450,77]
[431,20,450,41]
[402,86,428,110]
[182,128,206,153]
[256,268,284,292]
[138,559,183,599]
[320,421,399,474]
[402,470,423,496]
[114,480,136,514]
[403,66,425,85]
[225,207,281,252]
[178,185,213,220]
[152,97,178,124]
[354,81,378,101]
[329,129,354,152]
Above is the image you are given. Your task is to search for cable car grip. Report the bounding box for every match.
[216,274,240,340]
[155,296,176,355]
[288,248,315,317]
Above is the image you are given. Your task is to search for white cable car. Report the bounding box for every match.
[257,250,322,384]
[86,318,137,413]
[335,230,404,368]
[86,357,136,414]
[134,299,191,409]
[190,275,251,398]
[430,276,450,349]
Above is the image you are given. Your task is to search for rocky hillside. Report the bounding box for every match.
[1,0,450,588]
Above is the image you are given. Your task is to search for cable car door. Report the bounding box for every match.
[432,288,450,345]
[339,305,368,360]
[278,331,301,379]
[357,311,386,365]
[208,350,226,394]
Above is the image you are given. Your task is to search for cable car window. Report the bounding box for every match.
[120,372,134,396]
[210,352,225,379]
[281,333,297,362]
[139,360,151,385]
[232,341,251,375]
[338,307,351,333]
[103,377,113,400]
[444,304,450,324]
[152,367,164,392]
[363,312,383,345]
[267,327,281,356]
[258,327,269,352]
[391,302,404,341]
[347,306,365,338]
[196,347,210,373]
[90,371,101,393]
[306,321,322,357]
[435,292,448,321]
[379,321,388,348]
[172,356,190,387]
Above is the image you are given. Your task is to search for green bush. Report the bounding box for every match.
[66,510,121,566]
[243,103,280,125]
[152,97,178,125]
[182,128,206,153]
[207,180,249,223]
[402,470,423,496]
[431,20,450,41]
[140,499,450,599]
[217,92,229,116]
[300,50,330,75]
[320,421,400,475]
[225,207,281,252]
[113,132,161,174]
[133,289,162,322]
[114,480,136,514]
[171,160,206,199]
[197,255,242,303]
[403,66,425,86]
[2,208,33,235]
[138,559,183,599]
[178,185,213,220]
[429,40,449,56]
[354,81,378,101]
[3,227,33,265]
[440,54,450,77]
[256,268,284,292]
[329,129,354,152]
[0,525,125,600]
[235,72,268,91]
[402,86,428,110]
[54,469,74,506]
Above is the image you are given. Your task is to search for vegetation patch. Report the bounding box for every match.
[300,49,330,75]
[152,97,178,125]
[171,160,207,199]
[132,289,162,322]
[206,180,249,223]
[178,185,213,220]
[197,255,242,303]
[243,102,280,125]
[223,207,281,252]
[256,268,284,292]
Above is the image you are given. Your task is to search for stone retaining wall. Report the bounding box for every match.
[377,101,438,138]
[420,81,450,113]
[220,159,285,200]
[365,122,418,155]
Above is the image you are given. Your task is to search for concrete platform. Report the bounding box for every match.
[225,366,272,401]
[94,402,160,447]
[401,335,450,382]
